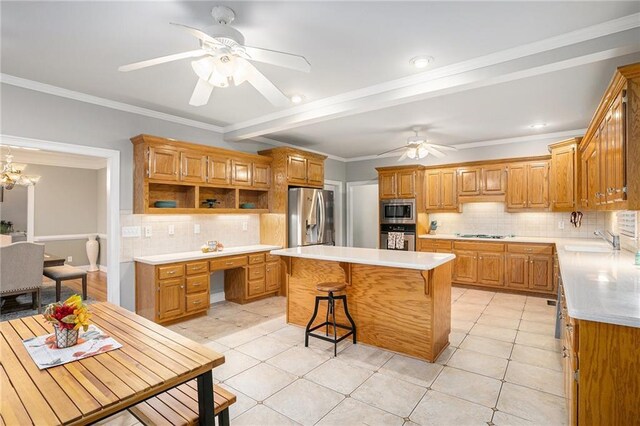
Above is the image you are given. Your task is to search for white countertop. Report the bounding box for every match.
[134,244,281,265]
[419,233,640,328]
[271,245,455,271]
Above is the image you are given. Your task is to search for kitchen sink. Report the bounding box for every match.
[564,245,612,253]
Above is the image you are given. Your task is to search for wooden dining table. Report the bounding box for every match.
[0,302,224,425]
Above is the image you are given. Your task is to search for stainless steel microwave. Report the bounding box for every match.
[380,199,416,224]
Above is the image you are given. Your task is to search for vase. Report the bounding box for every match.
[86,234,99,272]
[54,324,79,348]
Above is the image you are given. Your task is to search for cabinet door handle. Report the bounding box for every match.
[180,285,184,289]
[193,300,202,304]
[167,270,176,275]
[225,261,234,265]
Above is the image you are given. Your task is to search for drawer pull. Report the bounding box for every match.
[226,261,234,265]
[167,270,176,274]
[193,300,202,304]
[524,248,532,251]
[191,266,202,270]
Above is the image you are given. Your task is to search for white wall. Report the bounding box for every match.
[348,183,379,248]
[0,185,28,231]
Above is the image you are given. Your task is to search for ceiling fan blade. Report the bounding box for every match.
[397,151,409,162]
[426,143,457,151]
[242,45,311,73]
[377,146,406,156]
[189,78,214,106]
[236,58,290,107]
[170,22,225,48]
[119,49,207,72]
[422,145,446,158]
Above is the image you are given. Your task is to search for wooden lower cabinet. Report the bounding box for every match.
[452,242,506,289]
[453,250,478,283]
[477,252,504,286]
[135,251,279,323]
[506,244,554,293]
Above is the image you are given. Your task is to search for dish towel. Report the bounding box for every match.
[388,232,405,249]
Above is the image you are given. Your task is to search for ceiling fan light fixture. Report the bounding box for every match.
[410,56,434,69]
[417,145,429,159]
[290,94,304,104]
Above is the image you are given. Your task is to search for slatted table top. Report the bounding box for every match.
[0,302,224,426]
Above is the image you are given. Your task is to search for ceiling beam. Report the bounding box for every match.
[223,14,640,141]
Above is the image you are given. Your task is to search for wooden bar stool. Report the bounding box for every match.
[305,282,356,356]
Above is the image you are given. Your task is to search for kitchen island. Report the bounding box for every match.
[270,245,456,362]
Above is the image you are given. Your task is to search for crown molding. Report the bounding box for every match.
[344,128,587,163]
[223,13,640,141]
[249,136,347,162]
[0,74,225,133]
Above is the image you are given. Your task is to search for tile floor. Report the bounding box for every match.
[103,287,566,426]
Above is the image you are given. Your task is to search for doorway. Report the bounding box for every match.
[346,181,379,248]
[324,180,345,246]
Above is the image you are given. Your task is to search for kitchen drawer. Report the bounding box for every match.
[210,256,247,271]
[157,264,184,280]
[247,279,266,297]
[507,244,553,255]
[186,274,209,294]
[419,239,453,251]
[248,253,265,265]
[453,241,504,252]
[185,261,208,275]
[186,291,209,313]
[248,264,265,281]
[266,254,280,263]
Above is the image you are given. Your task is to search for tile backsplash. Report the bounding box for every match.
[428,203,609,239]
[120,213,261,262]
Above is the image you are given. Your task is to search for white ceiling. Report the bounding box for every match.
[0,146,107,170]
[2,1,640,159]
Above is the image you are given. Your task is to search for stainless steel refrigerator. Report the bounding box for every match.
[288,188,335,247]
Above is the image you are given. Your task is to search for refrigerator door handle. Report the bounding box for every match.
[317,190,325,244]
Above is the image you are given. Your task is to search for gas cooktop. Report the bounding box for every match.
[457,234,511,239]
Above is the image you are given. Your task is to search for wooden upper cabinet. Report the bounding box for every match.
[208,156,230,185]
[148,146,180,181]
[397,170,416,198]
[458,168,481,196]
[550,139,579,211]
[287,156,308,185]
[481,166,506,195]
[180,151,207,183]
[608,91,626,205]
[425,171,440,210]
[252,163,271,188]
[231,160,252,186]
[507,161,549,210]
[379,172,397,199]
[307,159,324,186]
[425,169,457,211]
[581,137,600,209]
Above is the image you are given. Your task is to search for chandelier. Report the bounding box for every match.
[1,155,41,189]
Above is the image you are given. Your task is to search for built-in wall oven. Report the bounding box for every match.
[380,199,416,224]
[380,224,416,251]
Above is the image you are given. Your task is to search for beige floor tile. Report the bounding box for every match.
[510,344,562,372]
[447,348,508,379]
[431,366,501,408]
[523,303,557,314]
[410,390,494,426]
[95,410,139,426]
[515,331,561,352]
[521,311,556,325]
[492,293,527,303]
[451,318,475,333]
[452,302,487,314]
[497,383,567,425]
[518,319,556,336]
[492,410,536,425]
[459,335,514,359]
[173,326,215,343]
[254,315,288,334]
[525,295,554,306]
[378,353,444,387]
[351,372,426,417]
[451,310,481,322]
[505,361,564,397]
[476,314,520,330]
[434,346,456,364]
[265,379,344,425]
[334,342,394,370]
[217,384,257,420]
[269,324,306,345]
[225,310,270,327]
[267,346,331,376]
[232,405,300,426]
[449,331,467,347]
[224,363,297,401]
[317,397,404,426]
[305,358,373,395]
[213,349,260,381]
[456,296,491,306]
[483,306,523,319]
[235,335,292,361]
[214,325,267,348]
[203,340,229,354]
[469,323,517,342]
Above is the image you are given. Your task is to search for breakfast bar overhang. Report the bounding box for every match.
[271,246,456,362]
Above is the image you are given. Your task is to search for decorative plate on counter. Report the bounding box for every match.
[154,200,177,208]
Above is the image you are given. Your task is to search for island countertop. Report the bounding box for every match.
[134,244,281,265]
[270,245,455,270]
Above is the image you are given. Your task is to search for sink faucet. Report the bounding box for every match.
[594,230,621,250]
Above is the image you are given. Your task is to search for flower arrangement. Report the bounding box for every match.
[43,295,91,348]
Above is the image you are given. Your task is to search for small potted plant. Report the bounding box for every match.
[43,295,91,348]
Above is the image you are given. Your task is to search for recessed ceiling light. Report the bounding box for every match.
[290,94,304,104]
[410,56,434,69]
[529,123,547,129]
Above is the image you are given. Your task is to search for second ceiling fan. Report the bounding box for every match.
[378,127,458,161]
[118,5,310,107]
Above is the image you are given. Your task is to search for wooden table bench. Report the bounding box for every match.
[129,380,236,426]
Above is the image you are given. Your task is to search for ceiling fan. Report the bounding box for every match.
[378,127,457,161]
[118,5,310,107]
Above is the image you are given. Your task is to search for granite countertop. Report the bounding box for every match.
[134,244,282,265]
[271,245,455,271]
[418,233,640,328]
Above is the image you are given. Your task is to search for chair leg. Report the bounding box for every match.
[32,290,37,310]
[325,296,330,337]
[340,295,357,344]
[305,296,322,347]
[330,293,337,357]
[217,408,230,426]
[56,279,61,302]
[82,275,87,300]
